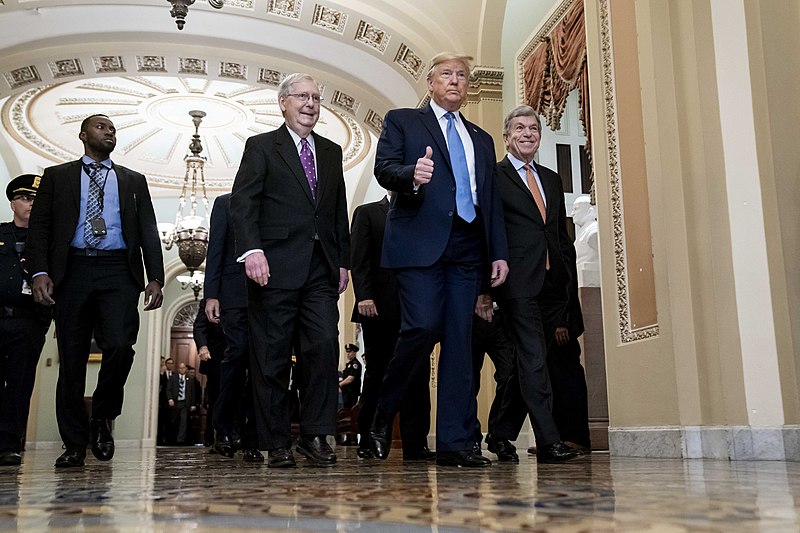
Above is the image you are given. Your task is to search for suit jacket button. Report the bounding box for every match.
[448,211,454,217]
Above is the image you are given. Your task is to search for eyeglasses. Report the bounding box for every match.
[286,93,323,103]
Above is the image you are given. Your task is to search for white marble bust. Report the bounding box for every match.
[573,196,600,287]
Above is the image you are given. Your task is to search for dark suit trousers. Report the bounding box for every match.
[471,308,516,442]
[54,255,141,449]
[541,302,591,448]
[379,220,483,452]
[214,306,258,448]
[356,317,431,447]
[248,245,339,450]
[494,296,561,447]
[0,316,48,452]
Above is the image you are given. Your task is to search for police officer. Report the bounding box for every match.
[339,344,362,409]
[0,174,51,466]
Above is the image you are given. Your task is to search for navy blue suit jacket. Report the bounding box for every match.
[374,105,508,271]
[203,193,247,310]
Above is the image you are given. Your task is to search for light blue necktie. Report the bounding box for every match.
[444,112,476,223]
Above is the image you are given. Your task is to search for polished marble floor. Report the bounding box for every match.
[2,446,800,532]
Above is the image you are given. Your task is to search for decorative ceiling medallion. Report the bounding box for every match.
[266,0,302,19]
[364,109,383,134]
[179,58,208,76]
[330,90,359,114]
[4,66,41,89]
[257,68,284,86]
[93,56,126,74]
[312,5,347,34]
[77,82,155,99]
[355,21,390,53]
[220,62,247,80]
[48,59,84,79]
[137,56,168,73]
[3,76,366,188]
[394,44,424,80]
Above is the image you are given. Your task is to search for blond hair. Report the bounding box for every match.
[426,52,474,81]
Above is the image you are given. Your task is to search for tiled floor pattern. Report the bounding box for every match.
[2,447,800,531]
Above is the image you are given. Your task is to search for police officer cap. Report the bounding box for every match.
[345,343,359,352]
[6,174,41,201]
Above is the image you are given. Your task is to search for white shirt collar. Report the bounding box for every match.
[285,125,316,150]
[507,153,536,174]
[430,100,461,124]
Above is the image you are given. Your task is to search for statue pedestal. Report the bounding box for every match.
[579,286,609,450]
[578,264,601,288]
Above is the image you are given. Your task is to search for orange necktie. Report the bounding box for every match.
[524,164,549,270]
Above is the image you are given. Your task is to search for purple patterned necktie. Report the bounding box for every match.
[299,138,317,199]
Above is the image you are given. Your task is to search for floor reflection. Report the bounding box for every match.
[2,447,800,531]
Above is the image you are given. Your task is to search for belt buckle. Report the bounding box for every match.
[85,248,98,257]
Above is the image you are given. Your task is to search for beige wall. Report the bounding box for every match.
[584,0,800,445]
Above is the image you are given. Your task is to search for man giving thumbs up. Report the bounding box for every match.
[368,52,509,468]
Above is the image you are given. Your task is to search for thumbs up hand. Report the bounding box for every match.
[414,146,434,187]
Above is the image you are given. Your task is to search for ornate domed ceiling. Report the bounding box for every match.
[2,75,368,190]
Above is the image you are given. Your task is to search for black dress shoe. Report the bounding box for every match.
[486,434,519,463]
[436,450,491,467]
[90,418,114,461]
[296,436,336,466]
[0,450,21,466]
[213,435,235,458]
[243,449,265,463]
[356,446,374,459]
[537,441,580,464]
[267,447,296,468]
[369,406,394,460]
[55,448,86,468]
[403,445,436,461]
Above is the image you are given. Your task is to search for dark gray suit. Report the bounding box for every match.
[230,124,350,450]
[492,156,571,447]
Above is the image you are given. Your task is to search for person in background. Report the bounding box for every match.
[339,344,362,409]
[167,362,196,445]
[0,174,52,466]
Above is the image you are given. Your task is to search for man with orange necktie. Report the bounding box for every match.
[489,105,579,464]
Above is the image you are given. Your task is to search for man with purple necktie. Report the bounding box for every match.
[230,73,350,468]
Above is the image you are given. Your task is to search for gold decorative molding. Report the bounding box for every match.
[266,0,302,19]
[394,44,425,81]
[136,56,167,73]
[48,59,84,79]
[178,58,208,75]
[466,66,503,104]
[4,66,40,89]
[598,0,659,343]
[312,5,347,34]
[354,20,390,53]
[93,56,126,74]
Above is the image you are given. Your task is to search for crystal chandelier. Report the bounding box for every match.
[158,110,211,296]
[167,0,224,31]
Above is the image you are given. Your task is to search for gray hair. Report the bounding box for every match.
[426,52,473,81]
[277,73,319,99]
[503,105,541,133]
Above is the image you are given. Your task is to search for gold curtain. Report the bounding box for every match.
[522,0,591,159]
